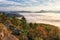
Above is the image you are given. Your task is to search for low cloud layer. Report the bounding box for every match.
[19,13,60,27]
[19,13,60,22]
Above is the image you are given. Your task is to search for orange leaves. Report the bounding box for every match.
[36,25,47,36]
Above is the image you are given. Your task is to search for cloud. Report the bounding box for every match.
[22,13,60,26]
[0,0,23,6]
[0,0,60,11]
[0,0,55,6]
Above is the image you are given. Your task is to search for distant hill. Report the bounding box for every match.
[35,10,60,13]
[0,11,32,13]
[0,10,60,13]
[6,13,23,17]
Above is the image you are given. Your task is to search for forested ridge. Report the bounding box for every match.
[0,12,60,40]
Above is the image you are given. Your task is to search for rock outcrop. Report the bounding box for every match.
[0,23,19,40]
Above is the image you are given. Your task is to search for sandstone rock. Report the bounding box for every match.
[0,23,19,40]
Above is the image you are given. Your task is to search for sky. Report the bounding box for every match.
[0,0,60,28]
[0,0,60,11]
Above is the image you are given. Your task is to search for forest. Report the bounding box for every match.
[0,12,60,40]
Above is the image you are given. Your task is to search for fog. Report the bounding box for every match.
[19,13,60,28]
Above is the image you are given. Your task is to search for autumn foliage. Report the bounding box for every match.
[0,13,60,40]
